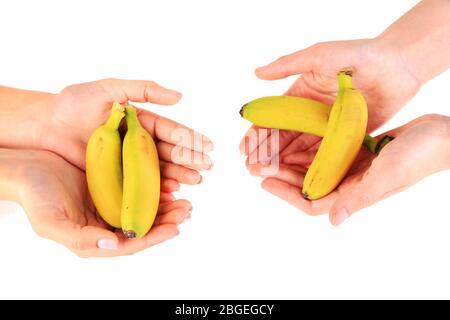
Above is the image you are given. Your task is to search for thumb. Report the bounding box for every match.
[255,44,320,80]
[37,217,119,252]
[329,161,395,226]
[97,78,182,105]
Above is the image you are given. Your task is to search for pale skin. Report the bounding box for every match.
[0,79,213,257]
[240,0,450,225]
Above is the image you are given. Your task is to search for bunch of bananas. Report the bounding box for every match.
[241,70,392,200]
[86,102,160,238]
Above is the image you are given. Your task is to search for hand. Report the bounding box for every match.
[44,78,213,183]
[16,149,192,257]
[252,114,450,226]
[240,38,422,175]
[254,38,422,132]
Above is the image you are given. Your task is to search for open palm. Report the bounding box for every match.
[19,150,192,257]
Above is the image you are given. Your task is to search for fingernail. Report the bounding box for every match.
[172,230,180,238]
[333,208,349,226]
[197,175,203,184]
[204,157,213,170]
[183,213,191,223]
[97,238,118,250]
[204,142,214,152]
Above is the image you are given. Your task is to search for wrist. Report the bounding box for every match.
[0,148,28,204]
[375,0,450,86]
[0,86,56,150]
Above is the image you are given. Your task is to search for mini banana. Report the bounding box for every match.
[240,96,392,154]
[240,96,330,137]
[121,106,160,239]
[302,70,368,200]
[86,102,125,228]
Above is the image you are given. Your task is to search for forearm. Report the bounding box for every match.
[0,148,24,203]
[377,0,450,84]
[0,86,55,149]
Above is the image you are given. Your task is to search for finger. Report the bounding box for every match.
[161,179,180,192]
[247,129,299,165]
[280,134,321,159]
[139,111,214,152]
[261,178,335,215]
[247,162,305,186]
[160,192,176,203]
[255,45,319,80]
[160,160,202,185]
[98,78,182,105]
[154,208,191,226]
[158,199,192,214]
[157,141,213,171]
[282,150,316,166]
[239,125,269,155]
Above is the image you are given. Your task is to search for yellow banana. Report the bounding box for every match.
[121,106,160,239]
[240,96,330,137]
[86,102,125,228]
[302,70,368,200]
[240,96,391,154]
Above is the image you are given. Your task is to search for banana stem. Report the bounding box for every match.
[105,102,125,130]
[125,105,140,130]
[363,134,394,154]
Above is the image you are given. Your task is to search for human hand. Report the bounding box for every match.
[15,149,192,257]
[44,78,213,183]
[240,38,422,171]
[248,114,450,226]
[254,38,422,131]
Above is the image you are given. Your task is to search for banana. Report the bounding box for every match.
[240,96,392,154]
[121,106,160,239]
[302,70,368,200]
[86,102,125,228]
[240,96,330,137]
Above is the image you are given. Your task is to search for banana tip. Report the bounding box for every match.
[124,230,137,239]
[239,104,247,117]
[303,192,310,200]
[338,68,353,77]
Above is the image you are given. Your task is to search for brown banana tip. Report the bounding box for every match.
[239,104,247,117]
[338,68,353,77]
[124,230,137,239]
[303,192,310,200]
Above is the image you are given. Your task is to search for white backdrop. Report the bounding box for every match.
[1,0,449,299]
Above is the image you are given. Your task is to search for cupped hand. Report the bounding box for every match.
[248,114,450,226]
[43,78,213,184]
[18,150,192,257]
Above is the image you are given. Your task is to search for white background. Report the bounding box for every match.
[1,0,449,299]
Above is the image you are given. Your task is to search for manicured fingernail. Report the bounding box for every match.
[97,238,118,250]
[333,208,349,226]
